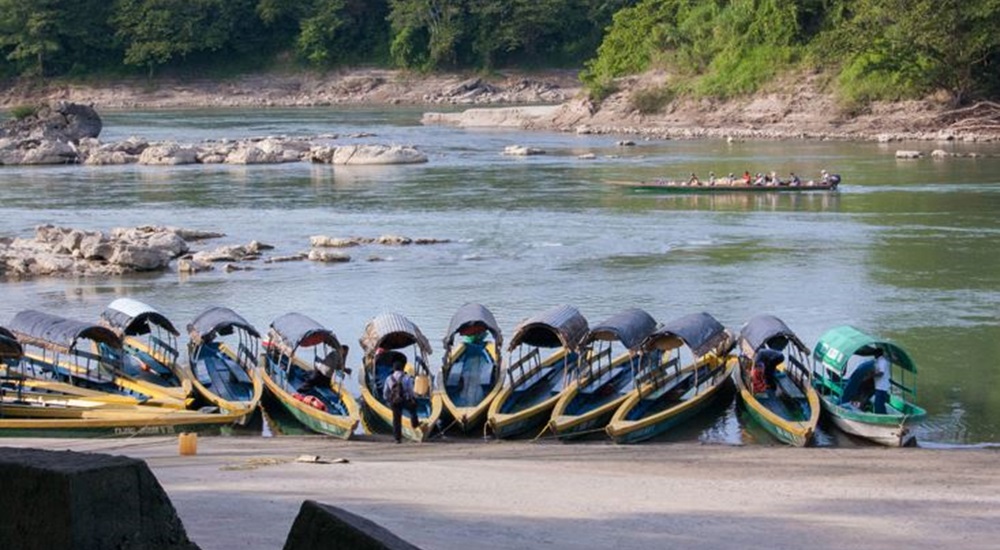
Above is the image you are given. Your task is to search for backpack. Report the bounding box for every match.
[388,373,406,406]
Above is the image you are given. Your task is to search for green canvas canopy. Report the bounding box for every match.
[812,325,916,376]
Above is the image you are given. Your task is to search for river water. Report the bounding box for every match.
[2,107,998,446]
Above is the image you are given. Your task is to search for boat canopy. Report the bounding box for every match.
[581,308,658,351]
[100,298,180,337]
[0,327,23,359]
[359,313,432,356]
[643,312,730,357]
[813,325,916,375]
[8,310,121,352]
[442,303,503,351]
[507,304,589,352]
[268,312,342,356]
[739,314,807,354]
[187,307,261,345]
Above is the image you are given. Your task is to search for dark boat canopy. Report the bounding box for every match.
[582,308,658,351]
[643,312,731,357]
[508,305,589,352]
[9,310,122,352]
[268,312,342,356]
[813,325,917,375]
[739,314,807,354]
[442,303,503,351]
[187,307,261,345]
[100,298,180,337]
[359,313,432,356]
[0,327,23,359]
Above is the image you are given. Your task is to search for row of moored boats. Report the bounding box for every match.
[0,300,926,446]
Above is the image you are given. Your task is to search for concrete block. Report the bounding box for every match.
[283,500,421,550]
[0,447,199,550]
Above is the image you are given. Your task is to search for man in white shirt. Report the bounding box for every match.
[873,348,891,414]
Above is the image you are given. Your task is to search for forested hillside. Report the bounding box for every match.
[1,0,997,108]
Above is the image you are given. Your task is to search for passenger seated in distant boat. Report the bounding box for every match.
[688,172,700,186]
[752,348,784,396]
[754,173,765,186]
[707,172,717,186]
[789,172,802,186]
[742,171,752,185]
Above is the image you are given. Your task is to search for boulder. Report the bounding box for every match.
[310,236,361,248]
[0,447,199,550]
[308,250,351,263]
[0,225,195,278]
[282,500,420,550]
[895,150,923,159]
[225,145,279,165]
[84,150,137,165]
[0,139,79,165]
[309,146,337,164]
[177,258,213,273]
[331,144,428,165]
[502,145,545,156]
[376,235,412,246]
[139,143,198,165]
[0,102,102,142]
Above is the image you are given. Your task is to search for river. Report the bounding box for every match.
[2,107,998,446]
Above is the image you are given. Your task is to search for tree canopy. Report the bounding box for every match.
[0,0,997,105]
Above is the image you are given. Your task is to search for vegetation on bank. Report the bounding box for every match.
[582,0,1000,107]
[0,0,997,108]
[0,0,624,77]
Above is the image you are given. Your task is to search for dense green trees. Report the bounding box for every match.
[0,0,997,105]
[583,0,1000,104]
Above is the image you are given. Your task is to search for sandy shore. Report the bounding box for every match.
[5,436,999,549]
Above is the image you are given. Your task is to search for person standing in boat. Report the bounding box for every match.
[298,345,349,394]
[873,348,891,414]
[382,354,422,443]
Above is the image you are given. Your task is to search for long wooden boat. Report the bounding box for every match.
[8,310,187,408]
[0,325,243,437]
[185,307,263,420]
[734,315,820,447]
[261,313,360,439]
[607,312,736,444]
[358,313,441,442]
[549,308,658,440]
[99,298,194,407]
[812,325,926,447]
[486,305,588,439]
[0,401,248,437]
[605,176,840,193]
[437,303,504,434]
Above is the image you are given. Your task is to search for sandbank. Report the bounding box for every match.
[5,436,999,549]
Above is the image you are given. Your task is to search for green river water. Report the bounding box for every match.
[1,107,997,446]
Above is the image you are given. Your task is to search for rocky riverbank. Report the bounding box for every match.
[3,69,1000,160]
[0,225,451,279]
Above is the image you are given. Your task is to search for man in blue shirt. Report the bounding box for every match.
[382,354,422,443]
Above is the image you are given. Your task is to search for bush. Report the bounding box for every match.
[629,85,675,114]
[10,104,40,120]
[584,77,619,102]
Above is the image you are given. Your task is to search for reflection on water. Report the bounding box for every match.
[1,107,999,445]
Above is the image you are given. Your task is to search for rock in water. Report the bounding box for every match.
[0,101,102,142]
